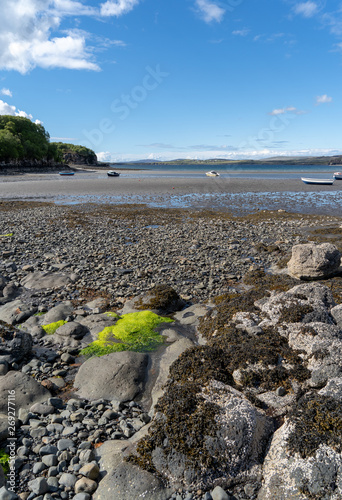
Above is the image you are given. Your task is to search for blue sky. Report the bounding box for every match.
[0,0,342,161]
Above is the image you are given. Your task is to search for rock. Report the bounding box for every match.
[78,463,100,480]
[0,372,50,413]
[29,403,54,415]
[21,272,73,290]
[73,494,91,500]
[0,300,34,326]
[28,477,49,495]
[74,477,97,495]
[41,303,73,324]
[0,466,5,488]
[74,351,148,402]
[0,486,18,499]
[258,420,342,500]
[330,303,342,328]
[0,321,32,364]
[288,242,341,280]
[122,284,185,314]
[211,486,230,500]
[54,321,88,339]
[93,463,172,500]
[58,473,77,488]
[0,414,9,440]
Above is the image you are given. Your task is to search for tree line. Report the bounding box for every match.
[0,115,96,164]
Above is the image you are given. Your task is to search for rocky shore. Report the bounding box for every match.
[1,202,342,500]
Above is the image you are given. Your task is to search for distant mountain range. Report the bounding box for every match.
[111,155,342,166]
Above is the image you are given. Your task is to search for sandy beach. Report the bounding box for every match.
[0,169,341,215]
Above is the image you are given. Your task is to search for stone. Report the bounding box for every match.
[58,473,77,488]
[74,351,149,402]
[0,321,32,364]
[121,284,185,315]
[288,242,341,280]
[0,466,5,489]
[211,486,230,500]
[21,272,73,291]
[0,414,9,441]
[74,478,97,495]
[0,372,50,413]
[0,300,33,326]
[41,303,73,325]
[0,486,18,500]
[78,463,100,480]
[55,322,88,340]
[28,477,49,495]
[29,403,54,415]
[93,463,172,500]
[72,494,91,500]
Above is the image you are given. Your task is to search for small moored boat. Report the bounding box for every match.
[301,177,334,185]
[206,171,220,177]
[59,171,75,176]
[334,172,342,180]
[107,171,120,177]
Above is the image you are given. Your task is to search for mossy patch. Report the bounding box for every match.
[0,233,13,237]
[103,311,120,318]
[0,449,10,475]
[80,311,173,357]
[287,393,342,458]
[41,320,67,335]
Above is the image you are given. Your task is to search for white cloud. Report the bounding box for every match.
[0,0,137,74]
[100,0,139,17]
[0,99,38,121]
[269,106,306,115]
[97,151,113,162]
[293,2,319,18]
[232,29,250,36]
[316,94,332,104]
[0,88,12,97]
[195,0,225,23]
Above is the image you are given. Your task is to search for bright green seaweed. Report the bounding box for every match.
[41,320,67,335]
[0,449,10,476]
[80,311,173,358]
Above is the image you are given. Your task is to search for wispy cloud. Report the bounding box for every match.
[195,0,225,23]
[269,106,306,116]
[316,94,332,104]
[232,28,250,36]
[100,0,139,17]
[293,2,319,18]
[0,88,12,97]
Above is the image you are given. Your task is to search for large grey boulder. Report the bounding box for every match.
[21,271,74,290]
[288,242,341,280]
[0,321,32,364]
[93,463,172,500]
[0,300,35,325]
[258,421,342,500]
[74,352,148,402]
[121,284,185,315]
[0,372,50,413]
[41,302,73,324]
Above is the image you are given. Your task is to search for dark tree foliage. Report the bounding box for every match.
[0,115,50,162]
[51,142,97,164]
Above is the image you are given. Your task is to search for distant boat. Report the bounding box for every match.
[107,171,120,177]
[334,172,342,180]
[301,177,334,185]
[59,171,75,176]
[206,171,220,177]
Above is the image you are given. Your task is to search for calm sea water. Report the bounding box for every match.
[111,163,338,180]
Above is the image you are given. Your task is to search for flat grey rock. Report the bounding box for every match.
[41,302,73,324]
[0,371,50,413]
[74,352,148,402]
[21,271,74,290]
[93,462,172,500]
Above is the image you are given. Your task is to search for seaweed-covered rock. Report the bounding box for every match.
[74,351,148,402]
[288,243,341,280]
[0,320,32,364]
[130,381,272,490]
[124,284,185,315]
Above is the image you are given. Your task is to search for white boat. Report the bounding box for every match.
[334,172,342,180]
[206,171,220,177]
[301,177,334,185]
[107,170,120,177]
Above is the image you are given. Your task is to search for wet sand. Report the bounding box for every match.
[0,169,341,215]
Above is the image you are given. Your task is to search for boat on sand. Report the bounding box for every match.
[107,171,120,177]
[333,172,342,180]
[59,171,75,176]
[206,171,219,177]
[301,177,334,185]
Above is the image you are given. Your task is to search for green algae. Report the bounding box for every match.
[0,449,10,476]
[41,320,67,335]
[80,311,173,358]
[0,233,13,237]
[104,311,120,318]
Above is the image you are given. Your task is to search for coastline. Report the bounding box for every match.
[0,170,342,215]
